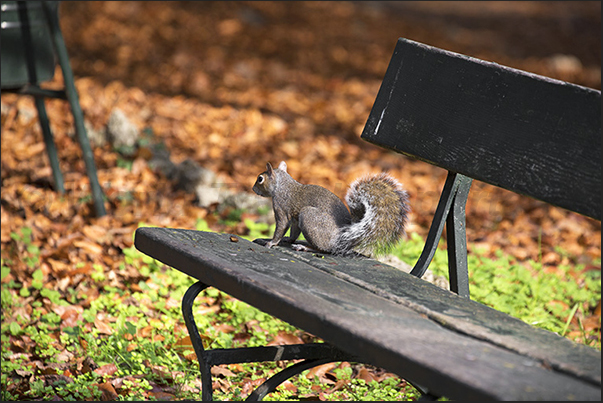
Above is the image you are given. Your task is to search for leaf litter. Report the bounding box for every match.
[1,1,600,400]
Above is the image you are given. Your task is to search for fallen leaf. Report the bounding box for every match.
[94,317,113,335]
[279,379,298,393]
[594,300,601,317]
[268,330,304,346]
[356,367,376,383]
[73,240,104,255]
[96,381,119,401]
[58,306,83,329]
[148,391,175,401]
[306,362,337,382]
[214,323,236,334]
[211,365,235,378]
[241,378,266,397]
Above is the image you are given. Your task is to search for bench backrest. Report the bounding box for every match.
[361,38,601,220]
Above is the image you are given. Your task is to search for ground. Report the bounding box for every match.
[1,1,600,400]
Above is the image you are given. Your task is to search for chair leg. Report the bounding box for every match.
[42,1,106,217]
[34,95,64,193]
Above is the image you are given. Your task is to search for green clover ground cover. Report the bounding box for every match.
[1,220,600,400]
[396,232,601,347]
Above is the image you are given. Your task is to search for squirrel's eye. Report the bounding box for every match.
[257,175,264,184]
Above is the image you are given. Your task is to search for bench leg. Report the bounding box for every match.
[245,358,334,401]
[410,171,459,278]
[182,281,359,400]
[182,280,442,400]
[182,281,214,400]
[446,174,472,298]
[244,359,441,401]
[243,359,441,401]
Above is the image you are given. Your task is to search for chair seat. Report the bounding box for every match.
[1,1,56,88]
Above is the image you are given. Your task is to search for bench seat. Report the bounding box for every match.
[134,37,600,401]
[134,227,601,401]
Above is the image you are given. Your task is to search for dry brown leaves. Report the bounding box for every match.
[1,1,600,399]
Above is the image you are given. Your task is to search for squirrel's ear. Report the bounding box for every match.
[278,161,287,172]
[266,162,274,175]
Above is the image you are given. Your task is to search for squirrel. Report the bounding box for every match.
[252,161,410,257]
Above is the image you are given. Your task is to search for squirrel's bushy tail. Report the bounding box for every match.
[335,173,410,256]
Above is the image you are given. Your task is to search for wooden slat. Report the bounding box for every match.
[253,238,600,386]
[134,228,601,401]
[361,38,601,220]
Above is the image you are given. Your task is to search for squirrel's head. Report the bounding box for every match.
[252,161,288,197]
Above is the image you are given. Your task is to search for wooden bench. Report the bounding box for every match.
[134,38,601,401]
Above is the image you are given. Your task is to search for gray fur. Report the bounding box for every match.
[252,161,410,257]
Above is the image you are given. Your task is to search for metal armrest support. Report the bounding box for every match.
[410,171,472,298]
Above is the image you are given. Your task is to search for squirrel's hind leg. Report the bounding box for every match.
[291,243,320,253]
[287,219,322,253]
[298,207,339,253]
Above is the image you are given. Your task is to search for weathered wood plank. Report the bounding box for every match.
[361,38,601,220]
[134,228,601,401]
[252,238,600,386]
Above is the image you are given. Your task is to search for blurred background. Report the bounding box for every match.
[2,1,601,265]
[59,1,602,93]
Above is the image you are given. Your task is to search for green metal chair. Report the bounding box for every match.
[1,0,106,216]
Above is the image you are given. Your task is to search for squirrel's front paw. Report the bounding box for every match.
[265,240,278,248]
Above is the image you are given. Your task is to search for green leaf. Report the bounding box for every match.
[21,227,33,238]
[195,218,211,232]
[40,288,63,305]
[9,321,21,336]
[32,268,43,281]
[19,287,31,297]
[125,321,137,336]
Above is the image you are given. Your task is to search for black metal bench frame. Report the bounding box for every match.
[179,170,472,401]
[134,38,601,401]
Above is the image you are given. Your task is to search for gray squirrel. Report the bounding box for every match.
[252,161,410,256]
